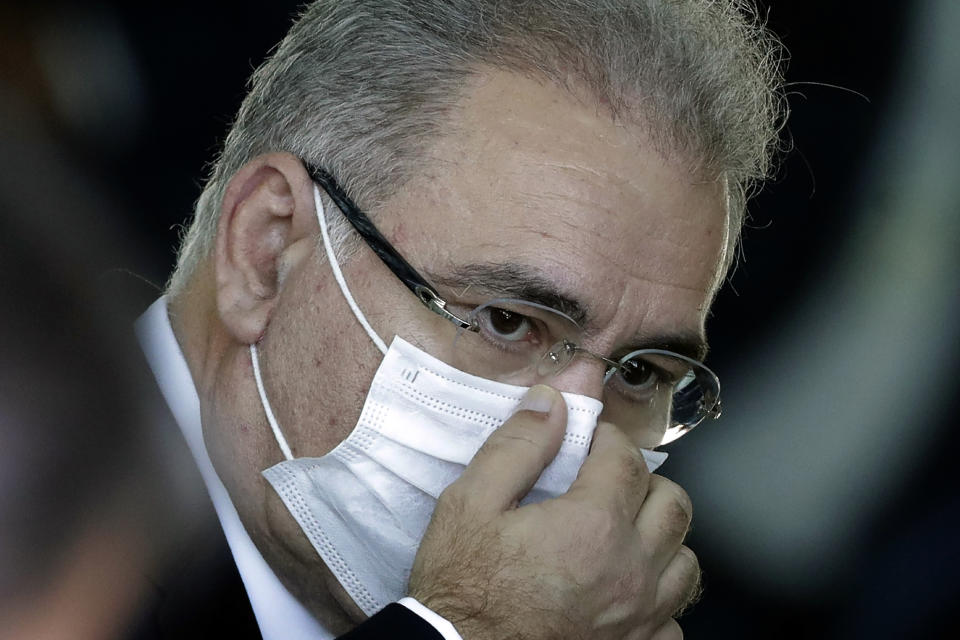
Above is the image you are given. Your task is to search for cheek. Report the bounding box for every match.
[289,330,379,457]
[262,263,384,457]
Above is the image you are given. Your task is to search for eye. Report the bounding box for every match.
[478,307,534,342]
[618,358,660,391]
[613,354,691,403]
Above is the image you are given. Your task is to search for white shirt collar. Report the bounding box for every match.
[136,296,332,640]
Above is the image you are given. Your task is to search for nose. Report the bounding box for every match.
[548,349,667,449]
[545,351,607,402]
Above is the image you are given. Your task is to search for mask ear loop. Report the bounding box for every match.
[314,184,388,355]
[249,184,390,462]
[250,343,294,461]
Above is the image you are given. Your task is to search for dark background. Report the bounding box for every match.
[2,1,957,638]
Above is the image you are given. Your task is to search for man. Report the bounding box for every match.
[138,1,784,638]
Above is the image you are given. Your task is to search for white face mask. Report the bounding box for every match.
[256,185,667,616]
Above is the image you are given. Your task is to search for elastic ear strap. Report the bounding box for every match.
[250,343,294,461]
[314,184,388,354]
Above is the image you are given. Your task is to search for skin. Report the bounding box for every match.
[170,69,727,637]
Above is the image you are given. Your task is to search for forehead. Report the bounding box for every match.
[376,70,728,346]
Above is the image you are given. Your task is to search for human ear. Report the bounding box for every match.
[214,152,317,344]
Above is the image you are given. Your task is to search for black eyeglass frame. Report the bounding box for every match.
[306,163,472,330]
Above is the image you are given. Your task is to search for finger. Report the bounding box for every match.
[634,475,693,568]
[655,545,702,618]
[451,385,567,513]
[647,618,683,640]
[566,422,651,517]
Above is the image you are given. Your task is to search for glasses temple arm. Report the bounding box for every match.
[306,164,471,329]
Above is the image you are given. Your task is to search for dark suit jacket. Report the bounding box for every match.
[126,532,442,640]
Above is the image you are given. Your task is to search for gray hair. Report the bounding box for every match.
[168,0,786,295]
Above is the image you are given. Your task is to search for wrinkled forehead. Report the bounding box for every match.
[360,74,727,360]
[373,71,729,346]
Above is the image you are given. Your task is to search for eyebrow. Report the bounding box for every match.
[429,262,589,325]
[427,262,710,362]
[633,328,710,362]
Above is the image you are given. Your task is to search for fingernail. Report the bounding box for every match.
[515,385,556,415]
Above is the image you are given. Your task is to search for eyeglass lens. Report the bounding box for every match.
[435,298,720,446]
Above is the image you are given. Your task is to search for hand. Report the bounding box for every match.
[407,385,700,640]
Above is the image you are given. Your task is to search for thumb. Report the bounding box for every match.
[455,385,567,513]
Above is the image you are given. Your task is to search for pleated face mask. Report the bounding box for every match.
[256,184,667,617]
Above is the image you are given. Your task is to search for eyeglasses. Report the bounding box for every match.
[305,162,722,445]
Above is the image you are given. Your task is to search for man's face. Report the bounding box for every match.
[265,70,727,451]
[213,69,727,620]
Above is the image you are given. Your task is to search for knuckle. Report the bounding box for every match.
[674,547,703,616]
[654,476,694,521]
[562,497,622,543]
[473,434,512,465]
[482,422,543,457]
[585,504,619,539]
[498,430,548,452]
[676,545,700,578]
[473,436,503,462]
[662,501,692,538]
[509,406,554,424]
